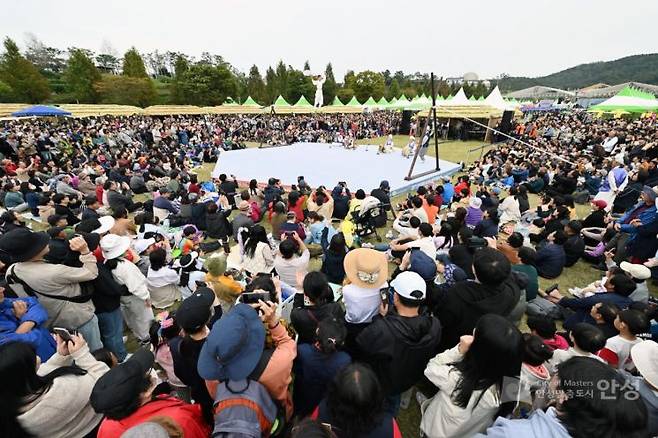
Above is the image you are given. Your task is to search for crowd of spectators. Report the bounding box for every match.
[0,110,656,438]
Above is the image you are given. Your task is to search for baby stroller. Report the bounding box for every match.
[353,200,384,242]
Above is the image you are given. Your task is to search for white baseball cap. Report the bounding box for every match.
[93,216,115,235]
[620,262,651,280]
[390,271,426,300]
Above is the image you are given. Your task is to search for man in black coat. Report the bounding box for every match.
[355,271,441,414]
[370,180,392,227]
[437,247,521,351]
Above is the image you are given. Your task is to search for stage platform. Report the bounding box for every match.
[212,142,461,196]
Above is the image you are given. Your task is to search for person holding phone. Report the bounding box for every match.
[198,301,297,420]
[354,271,440,415]
[0,332,110,438]
[274,231,310,288]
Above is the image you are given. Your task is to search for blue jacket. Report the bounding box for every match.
[0,297,56,360]
[561,292,632,331]
[442,183,455,204]
[617,202,657,234]
[475,407,570,438]
[305,222,338,246]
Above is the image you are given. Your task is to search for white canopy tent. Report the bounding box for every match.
[483,86,512,111]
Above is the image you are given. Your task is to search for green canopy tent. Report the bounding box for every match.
[293,95,314,107]
[241,96,260,107]
[346,96,362,107]
[224,97,237,105]
[272,95,291,107]
[477,96,485,101]
[363,96,378,107]
[588,86,658,114]
[376,97,388,107]
[469,95,477,101]
[331,96,345,106]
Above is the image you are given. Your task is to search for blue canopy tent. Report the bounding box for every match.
[11,105,72,117]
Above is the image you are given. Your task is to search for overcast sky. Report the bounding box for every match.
[4,0,656,81]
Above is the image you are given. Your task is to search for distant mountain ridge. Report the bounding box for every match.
[499,53,658,92]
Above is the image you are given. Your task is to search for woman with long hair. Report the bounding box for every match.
[291,272,345,344]
[241,224,274,276]
[480,357,648,437]
[434,222,455,255]
[312,363,402,438]
[498,186,521,224]
[321,233,348,285]
[0,335,109,438]
[420,314,523,437]
[293,317,351,417]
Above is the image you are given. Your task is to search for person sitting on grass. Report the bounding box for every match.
[546,323,606,373]
[597,309,649,371]
[478,357,648,438]
[535,230,567,279]
[563,220,585,267]
[548,273,635,331]
[274,231,310,287]
[526,315,569,351]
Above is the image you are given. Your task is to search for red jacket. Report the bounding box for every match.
[96,396,211,438]
[288,196,306,223]
[96,185,104,203]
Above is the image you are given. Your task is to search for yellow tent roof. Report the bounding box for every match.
[416,104,509,119]
[143,105,205,115]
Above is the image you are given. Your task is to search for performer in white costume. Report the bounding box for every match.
[312,74,326,107]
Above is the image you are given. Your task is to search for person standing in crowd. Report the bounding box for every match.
[293,317,352,417]
[198,302,297,420]
[1,229,102,351]
[101,234,154,346]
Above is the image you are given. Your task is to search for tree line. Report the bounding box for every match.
[0,35,494,107]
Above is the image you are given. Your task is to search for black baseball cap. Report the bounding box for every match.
[174,287,215,332]
[90,348,154,415]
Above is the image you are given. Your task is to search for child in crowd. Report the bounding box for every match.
[526,315,569,351]
[293,317,352,417]
[178,225,202,256]
[520,334,553,410]
[149,313,187,397]
[598,309,649,371]
[547,323,606,373]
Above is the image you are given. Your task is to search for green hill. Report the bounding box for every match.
[499,53,658,91]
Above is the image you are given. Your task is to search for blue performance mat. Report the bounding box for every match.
[212,142,461,196]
